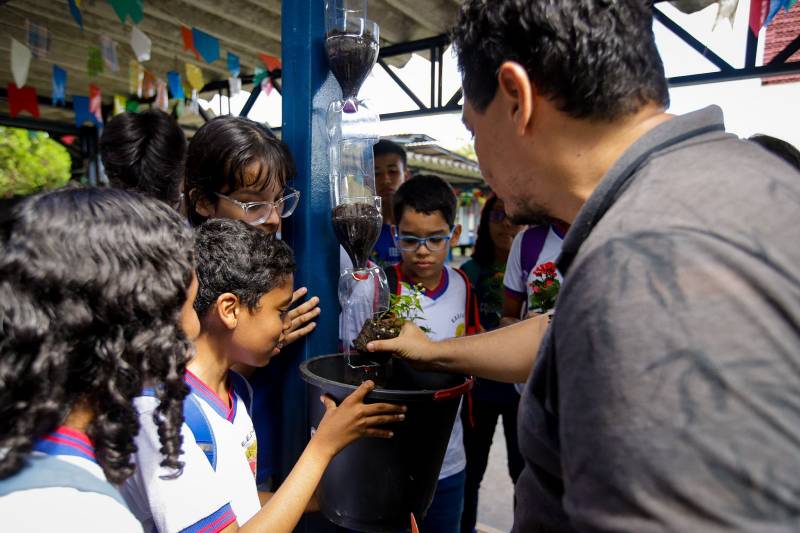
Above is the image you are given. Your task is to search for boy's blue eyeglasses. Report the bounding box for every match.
[393,228,455,252]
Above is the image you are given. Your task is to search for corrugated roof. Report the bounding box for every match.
[0,0,458,122]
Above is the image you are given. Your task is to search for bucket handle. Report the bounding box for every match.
[433,376,474,401]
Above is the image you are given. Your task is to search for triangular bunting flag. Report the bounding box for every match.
[258,52,281,72]
[185,63,205,91]
[89,84,103,125]
[52,65,67,106]
[129,59,144,97]
[227,51,240,78]
[74,95,102,127]
[130,25,151,62]
[7,84,40,118]
[11,38,32,88]
[191,28,220,64]
[167,70,184,100]
[181,25,200,60]
[100,35,119,72]
[88,46,103,77]
[113,94,127,116]
[26,20,51,59]
[125,100,140,113]
[142,69,156,98]
[68,0,83,30]
[107,0,144,25]
[155,78,169,111]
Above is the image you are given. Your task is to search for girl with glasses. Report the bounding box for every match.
[183,116,320,492]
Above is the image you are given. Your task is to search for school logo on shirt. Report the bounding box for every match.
[242,428,257,477]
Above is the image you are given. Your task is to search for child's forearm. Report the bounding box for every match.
[240,441,330,533]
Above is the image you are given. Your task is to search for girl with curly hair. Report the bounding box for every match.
[0,188,200,530]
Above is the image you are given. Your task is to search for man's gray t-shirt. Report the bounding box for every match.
[514,106,800,532]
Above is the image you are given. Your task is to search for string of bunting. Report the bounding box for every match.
[5,3,283,125]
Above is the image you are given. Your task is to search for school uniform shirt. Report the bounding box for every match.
[503,224,566,316]
[121,370,260,533]
[0,427,144,532]
[396,264,471,480]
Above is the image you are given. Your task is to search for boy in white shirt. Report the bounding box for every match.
[122,219,406,533]
[387,175,480,533]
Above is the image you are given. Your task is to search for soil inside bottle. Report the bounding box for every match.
[325,29,379,100]
[331,202,382,270]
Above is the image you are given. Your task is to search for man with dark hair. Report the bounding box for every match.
[749,134,800,171]
[368,1,800,531]
[372,139,411,267]
[100,110,186,208]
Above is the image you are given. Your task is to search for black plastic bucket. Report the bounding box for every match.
[300,354,473,532]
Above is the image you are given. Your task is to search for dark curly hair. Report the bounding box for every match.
[393,174,457,228]
[194,219,296,317]
[100,110,187,207]
[452,0,669,120]
[184,116,297,227]
[0,188,194,484]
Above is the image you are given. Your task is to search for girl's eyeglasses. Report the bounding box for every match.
[215,188,300,226]
[393,228,455,252]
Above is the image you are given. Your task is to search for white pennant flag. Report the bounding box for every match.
[130,26,151,62]
[10,37,32,87]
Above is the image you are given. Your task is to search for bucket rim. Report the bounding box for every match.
[299,353,473,402]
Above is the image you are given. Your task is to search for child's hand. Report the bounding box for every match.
[281,287,321,347]
[312,381,406,460]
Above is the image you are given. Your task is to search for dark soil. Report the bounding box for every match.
[331,202,382,270]
[325,29,379,100]
[350,315,401,367]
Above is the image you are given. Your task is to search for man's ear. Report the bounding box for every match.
[450,224,462,248]
[215,293,240,330]
[497,61,535,137]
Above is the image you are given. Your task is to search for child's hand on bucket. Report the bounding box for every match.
[313,380,406,459]
[366,321,436,368]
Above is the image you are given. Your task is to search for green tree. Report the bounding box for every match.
[0,127,72,198]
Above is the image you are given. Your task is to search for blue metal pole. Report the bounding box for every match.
[280,0,340,530]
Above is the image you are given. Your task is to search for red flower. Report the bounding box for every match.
[532,285,542,294]
[545,278,553,287]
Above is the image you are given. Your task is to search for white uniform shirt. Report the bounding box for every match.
[121,371,260,533]
[398,264,469,480]
[0,427,143,533]
[503,225,566,315]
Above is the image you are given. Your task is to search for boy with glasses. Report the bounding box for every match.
[386,175,480,533]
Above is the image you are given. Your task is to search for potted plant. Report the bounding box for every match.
[351,283,430,360]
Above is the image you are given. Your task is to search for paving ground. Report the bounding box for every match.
[475,420,515,533]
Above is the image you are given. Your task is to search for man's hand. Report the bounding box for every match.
[366,321,439,369]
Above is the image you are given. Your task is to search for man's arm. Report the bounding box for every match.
[367,313,548,383]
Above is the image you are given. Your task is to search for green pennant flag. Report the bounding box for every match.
[107,0,144,24]
[88,47,103,77]
[125,100,140,112]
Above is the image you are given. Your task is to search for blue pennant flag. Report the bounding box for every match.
[74,95,102,127]
[227,52,240,78]
[68,0,83,30]
[191,28,220,64]
[167,71,184,100]
[52,65,66,106]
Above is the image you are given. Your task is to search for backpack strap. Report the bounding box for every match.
[386,263,402,296]
[141,387,217,471]
[0,454,128,508]
[519,225,550,282]
[452,266,482,336]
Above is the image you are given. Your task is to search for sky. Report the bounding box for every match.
[201,0,800,153]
